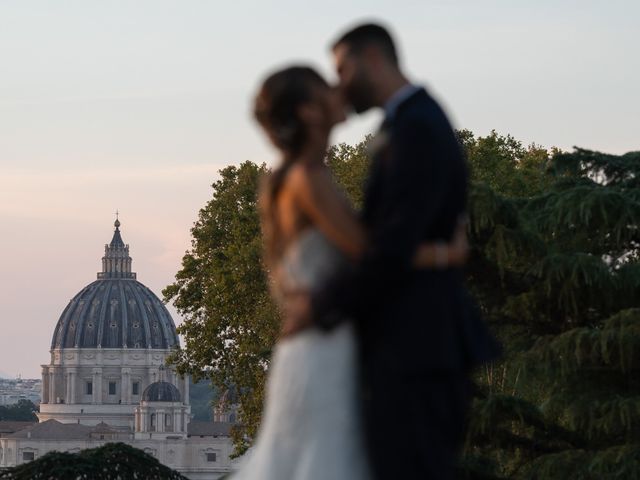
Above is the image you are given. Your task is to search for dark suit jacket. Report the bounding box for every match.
[316,88,500,374]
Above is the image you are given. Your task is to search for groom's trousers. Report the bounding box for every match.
[362,370,470,480]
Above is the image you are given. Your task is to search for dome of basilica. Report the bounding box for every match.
[142,381,182,403]
[50,219,179,350]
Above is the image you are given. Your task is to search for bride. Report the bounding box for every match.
[230,66,468,480]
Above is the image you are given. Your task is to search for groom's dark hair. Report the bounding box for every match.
[332,23,398,66]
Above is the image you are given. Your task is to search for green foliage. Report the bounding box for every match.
[461,132,640,478]
[325,135,372,208]
[163,161,279,453]
[524,309,640,377]
[520,445,640,480]
[0,400,37,422]
[165,128,640,478]
[0,442,187,479]
[459,129,556,198]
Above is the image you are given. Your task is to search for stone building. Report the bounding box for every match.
[0,219,236,479]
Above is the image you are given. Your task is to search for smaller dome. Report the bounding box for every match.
[142,381,181,403]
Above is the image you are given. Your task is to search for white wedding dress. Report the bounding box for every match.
[231,229,371,480]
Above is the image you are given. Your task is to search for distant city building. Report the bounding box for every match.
[0,378,41,406]
[213,387,240,425]
[0,219,237,479]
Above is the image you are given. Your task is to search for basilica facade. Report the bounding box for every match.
[0,220,236,479]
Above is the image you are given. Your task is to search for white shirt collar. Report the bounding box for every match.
[383,84,421,121]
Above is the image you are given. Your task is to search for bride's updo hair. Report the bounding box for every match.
[254,66,329,267]
[254,66,328,157]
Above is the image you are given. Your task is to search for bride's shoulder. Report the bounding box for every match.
[286,162,330,196]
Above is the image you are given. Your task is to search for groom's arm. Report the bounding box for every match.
[312,112,455,325]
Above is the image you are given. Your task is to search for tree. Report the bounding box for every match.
[0,442,187,479]
[0,399,38,422]
[325,135,372,209]
[165,131,640,478]
[164,161,280,453]
[460,135,640,478]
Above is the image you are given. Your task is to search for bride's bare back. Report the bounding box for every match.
[270,161,365,260]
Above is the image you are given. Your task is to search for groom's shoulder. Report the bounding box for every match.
[396,88,428,113]
[396,89,440,122]
[395,88,454,133]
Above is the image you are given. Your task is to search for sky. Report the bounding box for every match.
[1,0,638,378]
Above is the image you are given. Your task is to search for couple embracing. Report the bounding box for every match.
[231,23,499,480]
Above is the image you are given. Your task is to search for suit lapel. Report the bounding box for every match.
[362,89,429,225]
[362,122,392,225]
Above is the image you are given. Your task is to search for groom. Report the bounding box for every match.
[313,23,500,479]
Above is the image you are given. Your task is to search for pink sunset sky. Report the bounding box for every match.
[1,0,638,378]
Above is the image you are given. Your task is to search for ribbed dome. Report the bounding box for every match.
[51,279,179,349]
[50,219,179,350]
[142,381,181,402]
